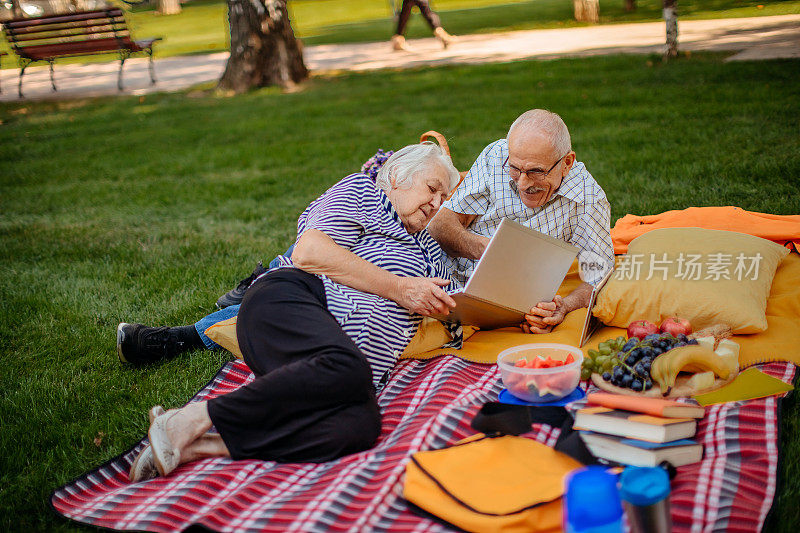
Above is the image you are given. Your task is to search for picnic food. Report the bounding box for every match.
[702,338,740,375]
[689,323,733,348]
[589,320,741,398]
[498,344,582,402]
[650,345,732,395]
[627,320,659,340]
[580,336,625,380]
[514,353,575,369]
[685,371,715,391]
[659,317,692,336]
[585,333,693,392]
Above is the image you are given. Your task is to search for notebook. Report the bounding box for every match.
[692,367,794,406]
[432,218,579,329]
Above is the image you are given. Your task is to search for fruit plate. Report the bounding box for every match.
[591,372,737,399]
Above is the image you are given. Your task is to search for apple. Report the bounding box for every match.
[627,320,659,339]
[659,316,692,337]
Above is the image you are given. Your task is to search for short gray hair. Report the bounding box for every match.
[507,109,572,155]
[375,142,460,194]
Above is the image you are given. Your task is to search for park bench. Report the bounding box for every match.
[1,8,161,97]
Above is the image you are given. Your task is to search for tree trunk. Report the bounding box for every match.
[218,0,308,94]
[158,0,181,16]
[625,0,636,12]
[573,0,599,23]
[663,0,678,57]
[50,0,72,14]
[9,0,23,18]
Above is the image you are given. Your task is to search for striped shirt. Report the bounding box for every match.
[275,173,452,387]
[442,139,614,287]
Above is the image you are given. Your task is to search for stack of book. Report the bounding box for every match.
[573,392,705,468]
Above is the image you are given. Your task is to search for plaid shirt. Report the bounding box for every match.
[443,139,614,287]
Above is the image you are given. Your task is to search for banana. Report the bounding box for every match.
[651,345,732,395]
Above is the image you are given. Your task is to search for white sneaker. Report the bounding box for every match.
[149,411,181,477]
[391,34,412,52]
[129,445,159,482]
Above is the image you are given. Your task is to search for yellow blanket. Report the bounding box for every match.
[406,254,800,369]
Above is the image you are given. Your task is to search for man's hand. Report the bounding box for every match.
[395,277,457,316]
[520,282,594,334]
[521,295,567,334]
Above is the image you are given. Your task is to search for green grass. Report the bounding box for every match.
[1,53,799,530]
[1,0,799,66]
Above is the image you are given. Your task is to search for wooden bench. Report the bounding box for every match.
[1,8,161,97]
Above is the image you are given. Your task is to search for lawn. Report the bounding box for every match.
[1,0,799,64]
[1,52,799,531]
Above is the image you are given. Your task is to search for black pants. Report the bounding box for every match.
[207,268,381,463]
[396,0,442,35]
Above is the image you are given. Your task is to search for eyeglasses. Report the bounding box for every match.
[503,152,569,181]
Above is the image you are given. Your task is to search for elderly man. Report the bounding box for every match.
[428,109,614,334]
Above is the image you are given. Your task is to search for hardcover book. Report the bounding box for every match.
[579,431,703,468]
[573,407,697,443]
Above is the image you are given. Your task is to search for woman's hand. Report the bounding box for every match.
[294,230,457,315]
[395,277,457,316]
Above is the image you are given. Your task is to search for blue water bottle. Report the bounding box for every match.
[564,466,622,533]
[564,466,623,533]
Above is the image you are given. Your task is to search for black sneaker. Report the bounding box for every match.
[116,323,193,365]
[216,261,267,309]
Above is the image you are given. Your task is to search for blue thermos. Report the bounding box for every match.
[619,466,672,533]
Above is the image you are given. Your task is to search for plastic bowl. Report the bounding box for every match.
[497,343,584,402]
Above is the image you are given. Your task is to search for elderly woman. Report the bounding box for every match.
[129,143,460,480]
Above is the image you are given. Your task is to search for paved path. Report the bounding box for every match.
[1,14,798,102]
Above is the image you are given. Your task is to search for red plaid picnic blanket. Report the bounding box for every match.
[51,355,795,532]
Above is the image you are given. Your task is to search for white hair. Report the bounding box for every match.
[375,142,460,194]
[507,109,572,155]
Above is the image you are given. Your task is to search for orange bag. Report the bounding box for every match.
[403,434,582,533]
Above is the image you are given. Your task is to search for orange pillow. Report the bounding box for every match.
[593,228,789,333]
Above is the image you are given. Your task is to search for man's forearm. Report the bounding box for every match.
[561,281,593,314]
[428,208,488,260]
[445,230,488,261]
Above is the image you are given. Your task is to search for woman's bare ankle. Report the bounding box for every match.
[165,401,214,451]
[181,433,230,463]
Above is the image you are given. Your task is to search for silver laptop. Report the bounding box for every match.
[433,218,579,329]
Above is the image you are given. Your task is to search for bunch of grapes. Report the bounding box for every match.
[581,336,625,380]
[582,333,697,392]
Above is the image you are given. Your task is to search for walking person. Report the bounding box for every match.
[391,0,456,51]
